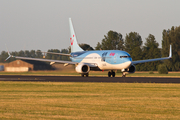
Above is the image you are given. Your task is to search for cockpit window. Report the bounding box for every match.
[120,56,131,58]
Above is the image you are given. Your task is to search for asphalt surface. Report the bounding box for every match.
[0,75,180,83]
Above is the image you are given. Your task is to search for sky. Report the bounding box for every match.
[0,0,180,52]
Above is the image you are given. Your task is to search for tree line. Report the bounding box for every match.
[0,26,180,71]
[95,26,180,71]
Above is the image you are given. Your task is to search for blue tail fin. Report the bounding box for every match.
[69,18,84,53]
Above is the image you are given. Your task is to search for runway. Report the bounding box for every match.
[0,75,180,83]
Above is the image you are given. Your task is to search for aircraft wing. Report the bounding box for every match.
[132,57,171,65]
[11,56,78,65]
[132,45,172,65]
[37,51,72,57]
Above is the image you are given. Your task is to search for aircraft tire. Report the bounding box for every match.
[108,72,111,77]
[85,73,89,77]
[112,72,115,77]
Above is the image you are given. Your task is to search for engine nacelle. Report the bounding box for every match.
[75,63,90,74]
[122,64,136,74]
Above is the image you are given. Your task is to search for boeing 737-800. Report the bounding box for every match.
[5,18,172,77]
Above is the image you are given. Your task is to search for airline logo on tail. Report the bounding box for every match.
[70,35,74,45]
[69,18,84,52]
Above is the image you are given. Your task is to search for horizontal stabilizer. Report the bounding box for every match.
[14,56,77,65]
[36,51,72,57]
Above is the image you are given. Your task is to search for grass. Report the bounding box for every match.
[0,70,180,77]
[0,81,180,119]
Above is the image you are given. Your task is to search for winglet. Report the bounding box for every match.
[169,44,172,58]
[5,44,11,56]
[4,44,13,61]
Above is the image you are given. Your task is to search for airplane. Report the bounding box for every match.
[5,18,172,77]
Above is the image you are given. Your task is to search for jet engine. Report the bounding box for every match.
[122,64,136,74]
[75,63,90,74]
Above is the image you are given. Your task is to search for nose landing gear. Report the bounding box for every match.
[122,72,126,77]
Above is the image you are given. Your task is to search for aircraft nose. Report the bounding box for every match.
[127,60,132,67]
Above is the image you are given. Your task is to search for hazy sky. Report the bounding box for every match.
[0,0,180,52]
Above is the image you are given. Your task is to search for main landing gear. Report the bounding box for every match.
[108,70,115,77]
[108,71,127,77]
[81,73,89,77]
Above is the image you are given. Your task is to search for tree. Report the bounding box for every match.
[95,42,102,50]
[158,64,168,74]
[61,49,70,61]
[79,43,94,51]
[24,50,31,57]
[0,51,9,62]
[68,43,94,53]
[95,30,124,50]
[124,32,143,71]
[36,50,43,58]
[45,49,70,61]
[68,46,72,54]
[162,26,180,71]
[18,50,25,57]
[46,49,61,60]
[30,50,36,58]
[141,34,161,71]
[124,32,142,55]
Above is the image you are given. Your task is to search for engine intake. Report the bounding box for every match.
[122,64,136,74]
[75,63,90,73]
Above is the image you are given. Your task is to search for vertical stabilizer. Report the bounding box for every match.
[69,18,84,52]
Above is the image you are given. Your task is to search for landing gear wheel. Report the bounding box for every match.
[108,72,111,77]
[108,71,116,77]
[81,73,89,77]
[122,73,126,77]
[112,72,115,77]
[85,73,89,77]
